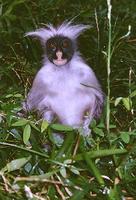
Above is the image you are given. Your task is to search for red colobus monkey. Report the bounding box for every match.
[24,21,104,136]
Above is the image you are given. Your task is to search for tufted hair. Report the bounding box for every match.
[25,21,90,42]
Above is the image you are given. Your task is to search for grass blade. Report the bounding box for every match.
[74,148,127,161]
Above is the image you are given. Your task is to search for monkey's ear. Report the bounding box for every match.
[24,28,54,42]
[25,29,44,39]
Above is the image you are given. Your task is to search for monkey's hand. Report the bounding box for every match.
[16,101,29,118]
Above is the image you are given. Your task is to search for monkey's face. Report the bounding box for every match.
[46,35,75,66]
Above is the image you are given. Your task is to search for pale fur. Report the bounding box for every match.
[25,21,90,42]
[24,22,104,136]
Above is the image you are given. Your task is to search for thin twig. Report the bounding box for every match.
[95,8,100,51]
[55,184,66,200]
[0,142,49,158]
[0,173,10,192]
[15,176,65,185]
[52,175,67,200]
[73,134,80,157]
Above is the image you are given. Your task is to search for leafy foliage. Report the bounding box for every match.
[0,0,136,199]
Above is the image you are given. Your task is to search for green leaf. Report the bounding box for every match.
[64,159,72,164]
[10,129,22,140]
[108,183,123,200]
[20,169,59,180]
[60,167,67,178]
[130,90,136,98]
[70,166,80,175]
[120,132,130,143]
[93,127,104,137]
[109,124,116,129]
[55,132,74,158]
[130,131,136,136]
[90,119,96,128]
[23,124,31,144]
[37,170,59,179]
[69,190,85,200]
[12,119,28,126]
[30,122,40,132]
[97,122,105,128]
[122,97,131,111]
[5,94,13,98]
[14,93,23,98]
[41,120,49,133]
[83,154,104,185]
[51,123,73,132]
[114,97,122,106]
[24,162,32,173]
[1,157,31,173]
[74,149,127,161]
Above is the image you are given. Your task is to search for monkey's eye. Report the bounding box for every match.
[48,43,56,51]
[62,40,69,48]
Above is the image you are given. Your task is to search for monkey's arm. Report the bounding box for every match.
[23,72,55,122]
[24,75,45,111]
[78,65,104,136]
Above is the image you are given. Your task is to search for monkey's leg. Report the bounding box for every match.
[82,98,97,136]
[42,110,55,123]
[81,115,92,136]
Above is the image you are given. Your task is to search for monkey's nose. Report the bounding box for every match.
[56,51,63,60]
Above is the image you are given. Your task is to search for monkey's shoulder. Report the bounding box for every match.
[33,66,54,84]
[71,61,95,80]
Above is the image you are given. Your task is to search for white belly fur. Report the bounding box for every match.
[47,89,91,127]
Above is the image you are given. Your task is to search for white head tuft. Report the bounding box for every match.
[56,21,90,39]
[25,21,90,42]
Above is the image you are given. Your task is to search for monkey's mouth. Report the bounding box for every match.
[53,58,68,66]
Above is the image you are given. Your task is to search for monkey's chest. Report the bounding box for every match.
[43,76,90,126]
[47,77,85,101]
[46,79,91,122]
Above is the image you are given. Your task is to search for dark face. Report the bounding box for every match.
[46,35,75,66]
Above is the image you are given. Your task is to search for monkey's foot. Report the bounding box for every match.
[78,126,91,137]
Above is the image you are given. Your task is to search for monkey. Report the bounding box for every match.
[23,21,104,136]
